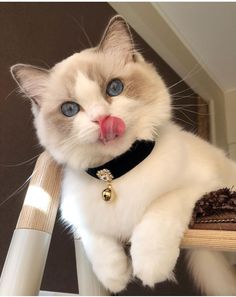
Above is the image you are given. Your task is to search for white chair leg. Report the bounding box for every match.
[74,238,109,296]
[0,229,51,296]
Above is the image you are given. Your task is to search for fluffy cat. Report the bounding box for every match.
[11,16,236,295]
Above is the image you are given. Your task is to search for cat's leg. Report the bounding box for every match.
[79,230,132,293]
[187,249,236,295]
[130,186,205,287]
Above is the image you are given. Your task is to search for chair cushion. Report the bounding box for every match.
[190,188,236,231]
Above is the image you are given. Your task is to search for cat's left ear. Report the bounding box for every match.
[11,64,49,107]
[98,15,135,63]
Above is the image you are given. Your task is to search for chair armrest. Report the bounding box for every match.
[16,151,62,233]
[0,152,62,296]
[181,229,236,252]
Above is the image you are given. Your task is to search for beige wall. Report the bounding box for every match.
[225,90,236,160]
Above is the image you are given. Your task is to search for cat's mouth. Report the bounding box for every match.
[98,115,126,144]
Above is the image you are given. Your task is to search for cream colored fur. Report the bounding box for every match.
[11,15,236,295]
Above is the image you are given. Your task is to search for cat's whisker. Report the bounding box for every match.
[29,58,50,70]
[152,128,160,139]
[174,116,195,128]
[60,139,78,152]
[156,65,201,101]
[33,143,43,149]
[170,87,195,97]
[59,132,85,150]
[172,92,196,97]
[173,103,207,108]
[132,44,144,55]
[172,100,209,117]
[0,172,35,209]
[58,128,97,149]
[1,86,20,103]
[175,109,197,125]
[173,106,209,116]
[77,127,98,140]
[191,127,199,136]
[0,153,42,168]
[171,65,201,88]
[69,14,93,48]
[160,65,201,97]
[172,95,198,101]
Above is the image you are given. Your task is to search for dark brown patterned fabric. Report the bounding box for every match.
[190,188,236,231]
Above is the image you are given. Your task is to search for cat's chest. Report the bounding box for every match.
[60,141,184,239]
[60,164,162,239]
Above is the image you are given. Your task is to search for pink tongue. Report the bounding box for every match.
[99,116,125,142]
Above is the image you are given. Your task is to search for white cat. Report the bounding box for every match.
[11,16,236,295]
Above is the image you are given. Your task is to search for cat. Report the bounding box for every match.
[11,15,236,295]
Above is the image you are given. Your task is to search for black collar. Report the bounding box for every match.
[86,140,155,179]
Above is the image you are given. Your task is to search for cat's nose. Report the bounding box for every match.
[88,105,109,122]
[92,115,110,124]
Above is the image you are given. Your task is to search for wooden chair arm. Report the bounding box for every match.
[182,229,236,252]
[0,152,62,296]
[16,151,62,233]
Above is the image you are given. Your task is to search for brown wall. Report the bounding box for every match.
[0,3,200,295]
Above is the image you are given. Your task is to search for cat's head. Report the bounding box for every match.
[11,15,171,170]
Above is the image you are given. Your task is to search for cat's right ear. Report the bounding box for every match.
[98,15,135,63]
[11,64,49,108]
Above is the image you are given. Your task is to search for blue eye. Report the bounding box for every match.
[61,101,80,117]
[106,79,124,97]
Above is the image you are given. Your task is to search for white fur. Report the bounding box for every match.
[187,249,236,295]
[61,122,236,293]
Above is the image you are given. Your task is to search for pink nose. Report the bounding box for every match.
[98,116,126,143]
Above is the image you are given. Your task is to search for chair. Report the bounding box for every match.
[0,152,235,296]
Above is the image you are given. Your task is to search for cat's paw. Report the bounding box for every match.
[131,244,179,287]
[92,252,132,293]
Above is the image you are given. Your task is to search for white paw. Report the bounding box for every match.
[131,245,179,287]
[92,252,132,293]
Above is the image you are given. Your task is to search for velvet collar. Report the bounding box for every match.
[86,140,155,179]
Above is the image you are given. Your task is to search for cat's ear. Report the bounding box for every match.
[11,64,49,107]
[98,15,135,63]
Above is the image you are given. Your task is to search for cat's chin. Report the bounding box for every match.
[98,136,123,146]
[66,136,136,170]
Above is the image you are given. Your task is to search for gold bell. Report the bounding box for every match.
[102,185,113,202]
[96,169,115,202]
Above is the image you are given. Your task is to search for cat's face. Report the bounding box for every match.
[11,16,171,169]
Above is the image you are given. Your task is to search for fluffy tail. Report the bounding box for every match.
[186,249,236,295]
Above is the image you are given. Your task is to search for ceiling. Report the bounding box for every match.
[154,3,236,93]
